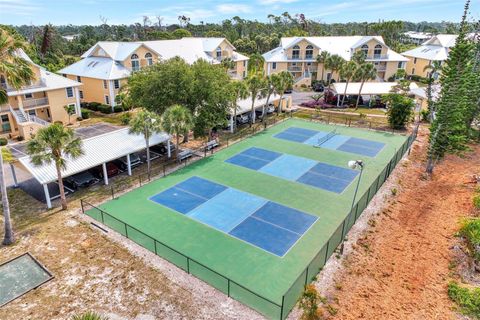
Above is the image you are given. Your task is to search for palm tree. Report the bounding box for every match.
[316,51,330,83]
[26,124,84,210]
[353,63,377,109]
[161,105,193,159]
[260,74,276,119]
[221,57,235,72]
[339,61,357,107]
[1,28,35,245]
[423,61,443,121]
[1,145,14,245]
[246,73,267,125]
[228,81,248,132]
[272,71,294,115]
[128,110,162,179]
[325,54,345,89]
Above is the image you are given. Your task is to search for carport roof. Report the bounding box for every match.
[234,94,282,115]
[19,128,170,185]
[331,82,399,96]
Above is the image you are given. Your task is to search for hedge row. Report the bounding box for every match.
[81,102,124,114]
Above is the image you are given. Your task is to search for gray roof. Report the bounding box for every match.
[59,56,131,80]
[19,128,170,184]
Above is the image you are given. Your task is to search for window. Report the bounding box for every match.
[131,54,140,71]
[66,87,74,98]
[1,115,11,133]
[305,45,314,59]
[114,80,120,89]
[216,47,222,59]
[103,80,108,89]
[414,58,417,64]
[292,45,300,59]
[361,44,369,57]
[243,61,246,67]
[145,52,153,66]
[243,71,246,78]
[27,110,36,117]
[79,90,84,99]
[412,68,415,74]
[76,76,82,82]
[24,93,33,99]
[105,95,110,105]
[374,44,382,58]
[272,62,277,70]
[0,75,5,87]
[398,62,403,69]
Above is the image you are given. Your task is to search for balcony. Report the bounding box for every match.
[23,97,49,109]
[287,66,302,72]
[305,54,314,59]
[366,54,390,60]
[375,65,387,71]
[3,78,47,92]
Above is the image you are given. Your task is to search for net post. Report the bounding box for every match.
[187,258,190,273]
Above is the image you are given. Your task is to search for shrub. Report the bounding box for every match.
[420,109,429,122]
[384,93,414,129]
[16,136,24,141]
[88,102,101,111]
[120,112,131,125]
[81,108,91,119]
[0,137,7,146]
[474,195,480,209]
[299,284,322,320]
[97,104,112,114]
[80,102,89,108]
[300,84,307,88]
[448,281,480,318]
[113,105,124,113]
[459,218,480,261]
[76,117,83,122]
[71,311,109,320]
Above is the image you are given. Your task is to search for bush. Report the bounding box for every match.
[459,218,480,261]
[16,136,24,141]
[420,109,429,122]
[87,102,101,111]
[474,195,480,209]
[448,281,480,318]
[80,102,89,108]
[384,93,414,129]
[97,104,112,114]
[71,311,109,320]
[76,117,83,122]
[120,112,131,125]
[300,84,307,88]
[81,108,91,119]
[0,137,7,146]
[113,105,124,113]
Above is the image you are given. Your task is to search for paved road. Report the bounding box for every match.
[289,90,316,106]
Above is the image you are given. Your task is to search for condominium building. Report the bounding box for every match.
[262,36,408,86]
[58,38,249,107]
[402,34,458,78]
[0,50,82,140]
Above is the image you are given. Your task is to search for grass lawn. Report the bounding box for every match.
[85,118,409,319]
[329,107,387,116]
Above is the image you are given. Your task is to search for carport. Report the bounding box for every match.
[331,82,398,107]
[17,127,171,208]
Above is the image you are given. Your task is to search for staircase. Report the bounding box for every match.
[9,106,28,123]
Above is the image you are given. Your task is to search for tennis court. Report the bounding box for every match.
[275,126,385,157]
[84,119,412,319]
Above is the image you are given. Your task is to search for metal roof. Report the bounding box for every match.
[234,94,282,115]
[332,82,399,95]
[19,128,170,185]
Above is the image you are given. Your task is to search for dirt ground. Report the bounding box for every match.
[312,126,479,320]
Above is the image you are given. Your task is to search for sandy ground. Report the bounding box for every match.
[296,125,479,320]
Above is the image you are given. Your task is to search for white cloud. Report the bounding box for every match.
[258,0,299,4]
[0,0,40,16]
[216,4,252,14]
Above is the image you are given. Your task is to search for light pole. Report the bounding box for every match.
[348,160,364,211]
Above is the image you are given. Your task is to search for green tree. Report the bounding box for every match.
[260,74,276,118]
[246,73,266,124]
[272,71,294,114]
[247,53,265,75]
[161,105,194,159]
[339,61,357,107]
[325,54,345,88]
[316,51,330,82]
[228,81,249,132]
[220,57,235,72]
[64,104,75,124]
[26,124,84,210]
[128,110,162,178]
[383,93,414,129]
[1,144,14,245]
[423,60,443,122]
[171,28,191,39]
[353,63,377,109]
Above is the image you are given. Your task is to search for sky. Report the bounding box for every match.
[0,0,478,26]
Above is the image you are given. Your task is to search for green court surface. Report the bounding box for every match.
[85,119,411,319]
[0,253,53,306]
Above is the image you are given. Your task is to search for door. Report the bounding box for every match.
[1,114,11,133]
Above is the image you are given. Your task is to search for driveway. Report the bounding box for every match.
[290,90,316,106]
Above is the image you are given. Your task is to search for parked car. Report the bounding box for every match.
[255,109,265,120]
[236,113,250,125]
[113,153,143,171]
[313,82,324,92]
[266,103,275,114]
[64,171,99,190]
[284,87,293,94]
[89,162,120,179]
[150,142,175,156]
[138,149,161,162]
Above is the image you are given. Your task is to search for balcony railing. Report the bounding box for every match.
[23,97,49,109]
[366,54,390,60]
[287,55,315,60]
[375,65,387,71]
[3,78,47,92]
[287,66,302,72]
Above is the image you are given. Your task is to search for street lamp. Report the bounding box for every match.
[348,160,364,211]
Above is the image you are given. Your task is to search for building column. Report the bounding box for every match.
[43,184,52,209]
[267,63,271,76]
[108,80,116,111]
[126,154,132,176]
[74,87,81,117]
[167,140,171,158]
[102,162,109,185]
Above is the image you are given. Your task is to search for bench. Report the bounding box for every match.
[177,149,193,162]
[205,139,219,151]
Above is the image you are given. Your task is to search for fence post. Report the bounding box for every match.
[304,267,309,286]
[139,175,142,187]
[228,280,230,297]
[111,185,115,200]
[163,165,166,177]
[280,295,285,320]
[100,210,105,224]
[124,223,128,237]
[187,258,190,273]
[80,199,84,214]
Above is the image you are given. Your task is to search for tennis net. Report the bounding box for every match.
[315,129,337,147]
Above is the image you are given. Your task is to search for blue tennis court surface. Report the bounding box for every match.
[149,176,317,256]
[225,147,359,193]
[274,127,385,157]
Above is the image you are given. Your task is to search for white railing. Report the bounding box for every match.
[28,115,50,126]
[288,66,302,72]
[9,105,27,123]
[0,103,10,112]
[23,97,49,108]
[4,78,47,92]
[366,54,390,60]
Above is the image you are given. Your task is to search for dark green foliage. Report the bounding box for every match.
[113,105,123,113]
[97,104,112,114]
[384,94,414,129]
[420,109,429,122]
[120,112,131,125]
[71,311,109,320]
[0,138,7,146]
[459,218,480,262]
[80,108,90,119]
[448,281,480,318]
[87,102,100,111]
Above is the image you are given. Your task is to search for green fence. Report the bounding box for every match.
[81,124,419,320]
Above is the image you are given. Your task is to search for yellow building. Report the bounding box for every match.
[402,34,457,78]
[0,50,82,140]
[262,36,408,87]
[59,38,249,107]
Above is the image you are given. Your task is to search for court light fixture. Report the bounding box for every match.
[349,160,364,211]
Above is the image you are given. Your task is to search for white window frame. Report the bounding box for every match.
[105,95,110,105]
[216,47,222,59]
[114,80,120,89]
[292,45,300,59]
[131,54,140,71]
[76,76,82,83]
[103,80,108,89]
[66,87,74,98]
[272,62,277,70]
[373,44,382,57]
[145,52,153,66]
[305,45,314,59]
